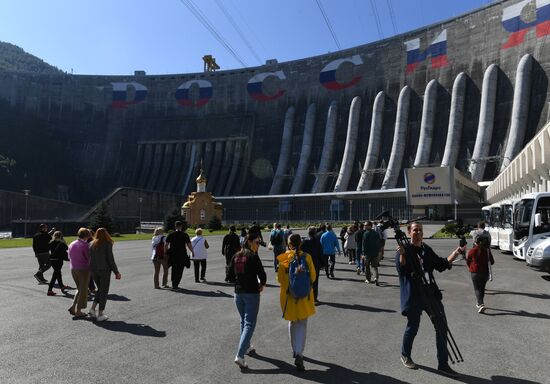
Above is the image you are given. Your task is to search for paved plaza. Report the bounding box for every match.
[1,232,548,384]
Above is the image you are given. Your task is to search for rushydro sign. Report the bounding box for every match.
[405,167,455,205]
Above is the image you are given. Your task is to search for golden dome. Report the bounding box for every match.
[196,169,207,184]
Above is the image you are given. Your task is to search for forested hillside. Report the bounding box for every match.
[0,41,62,74]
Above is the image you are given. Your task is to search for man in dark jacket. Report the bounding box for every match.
[32,224,52,284]
[396,222,464,377]
[363,221,381,285]
[248,222,266,247]
[222,225,241,282]
[301,226,322,304]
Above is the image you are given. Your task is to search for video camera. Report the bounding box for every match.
[447,218,473,253]
[375,210,426,233]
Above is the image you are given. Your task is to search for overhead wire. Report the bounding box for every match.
[178,0,248,67]
[315,0,342,50]
[214,0,263,65]
[370,0,384,39]
[386,0,399,35]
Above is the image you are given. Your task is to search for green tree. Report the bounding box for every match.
[163,208,185,232]
[207,215,222,231]
[89,201,114,233]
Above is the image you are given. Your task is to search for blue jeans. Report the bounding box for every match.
[356,250,363,270]
[235,293,260,358]
[401,299,448,366]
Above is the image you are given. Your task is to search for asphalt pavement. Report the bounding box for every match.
[0,231,548,384]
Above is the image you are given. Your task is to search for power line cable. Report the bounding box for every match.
[178,0,248,67]
[214,0,263,65]
[315,0,342,50]
[370,0,384,39]
[386,0,398,34]
[229,2,269,60]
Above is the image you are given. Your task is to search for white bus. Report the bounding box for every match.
[513,192,550,260]
[488,203,501,248]
[498,199,518,253]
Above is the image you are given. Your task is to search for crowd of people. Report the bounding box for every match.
[32,224,121,321]
[30,219,495,377]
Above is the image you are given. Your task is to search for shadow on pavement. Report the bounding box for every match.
[317,301,395,313]
[107,294,131,301]
[173,287,233,298]
[482,308,550,320]
[94,320,166,337]
[418,364,540,383]
[485,289,550,300]
[245,353,408,383]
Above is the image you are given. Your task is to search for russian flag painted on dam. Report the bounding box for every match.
[405,30,448,74]
[319,55,363,90]
[501,0,550,49]
[247,71,286,101]
[175,80,213,107]
[111,82,147,109]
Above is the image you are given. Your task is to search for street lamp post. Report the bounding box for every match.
[23,190,30,238]
[138,197,143,233]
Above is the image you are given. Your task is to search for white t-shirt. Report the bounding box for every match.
[191,236,208,260]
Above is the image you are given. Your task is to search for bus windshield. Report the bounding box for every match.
[502,204,513,228]
[533,197,550,235]
[482,210,491,225]
[514,199,533,241]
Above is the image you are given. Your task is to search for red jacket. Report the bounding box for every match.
[466,245,494,273]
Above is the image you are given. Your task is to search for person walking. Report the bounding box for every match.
[47,231,68,296]
[283,225,293,249]
[376,221,388,261]
[320,224,341,279]
[301,226,322,304]
[228,233,267,369]
[339,226,348,259]
[396,222,464,377]
[344,225,357,265]
[32,223,52,284]
[222,225,241,282]
[355,223,365,275]
[239,228,248,246]
[363,221,381,285]
[67,228,92,318]
[277,234,316,372]
[269,223,285,272]
[151,227,169,289]
[191,228,209,282]
[165,221,194,290]
[466,235,494,313]
[88,228,121,321]
[248,222,266,247]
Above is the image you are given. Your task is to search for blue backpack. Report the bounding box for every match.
[288,252,311,299]
[283,252,311,317]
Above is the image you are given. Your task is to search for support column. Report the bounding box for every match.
[382,86,410,189]
[441,73,466,168]
[501,54,533,171]
[414,79,438,167]
[469,64,498,181]
[334,96,361,192]
[270,107,295,194]
[357,91,384,190]
[312,101,337,193]
[290,104,316,194]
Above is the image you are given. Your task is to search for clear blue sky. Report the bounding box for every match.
[0,0,493,75]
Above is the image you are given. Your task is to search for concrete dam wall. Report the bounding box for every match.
[1,0,549,205]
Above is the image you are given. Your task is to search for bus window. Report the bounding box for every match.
[534,197,550,235]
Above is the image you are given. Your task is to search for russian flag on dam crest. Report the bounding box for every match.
[319,55,363,90]
[405,30,448,74]
[247,71,286,101]
[111,82,148,109]
[175,80,213,107]
[501,0,550,49]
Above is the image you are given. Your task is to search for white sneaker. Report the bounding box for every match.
[234,356,248,368]
[245,345,256,355]
[88,309,97,318]
[96,314,109,322]
[478,304,486,314]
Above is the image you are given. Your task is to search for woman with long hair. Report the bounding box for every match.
[228,233,267,369]
[277,233,316,372]
[47,231,68,296]
[151,227,169,288]
[68,228,92,318]
[466,235,494,313]
[88,228,121,321]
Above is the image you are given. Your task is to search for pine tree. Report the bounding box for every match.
[89,201,114,233]
[208,215,222,231]
[163,208,185,232]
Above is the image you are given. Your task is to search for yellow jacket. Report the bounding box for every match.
[277,250,317,321]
